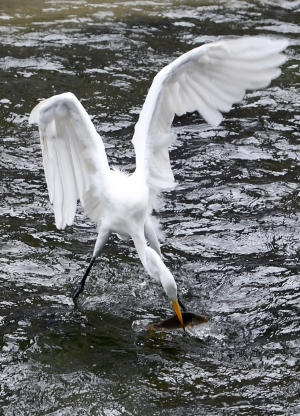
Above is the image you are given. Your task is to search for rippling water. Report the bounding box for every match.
[1,1,300,415]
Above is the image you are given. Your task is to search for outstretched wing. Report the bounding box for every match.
[132,36,288,207]
[29,92,110,229]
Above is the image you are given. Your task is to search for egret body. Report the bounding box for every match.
[29,37,288,328]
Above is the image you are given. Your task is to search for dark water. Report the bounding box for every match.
[1,1,300,415]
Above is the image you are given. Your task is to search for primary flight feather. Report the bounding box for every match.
[29,36,288,328]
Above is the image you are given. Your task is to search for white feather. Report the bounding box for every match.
[132,36,288,206]
[29,37,288,312]
[29,92,109,229]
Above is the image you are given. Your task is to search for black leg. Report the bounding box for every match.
[178,295,187,312]
[72,256,96,301]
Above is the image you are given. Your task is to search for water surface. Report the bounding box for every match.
[0,1,300,415]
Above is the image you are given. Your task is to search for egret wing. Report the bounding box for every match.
[132,36,288,206]
[29,92,110,229]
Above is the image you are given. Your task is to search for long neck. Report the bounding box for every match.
[133,234,177,300]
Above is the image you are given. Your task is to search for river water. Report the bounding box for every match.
[0,1,299,415]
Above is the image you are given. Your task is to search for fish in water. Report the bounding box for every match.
[146,312,208,332]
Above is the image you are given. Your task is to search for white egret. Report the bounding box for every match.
[29,36,288,328]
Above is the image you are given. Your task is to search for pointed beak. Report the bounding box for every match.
[172,299,185,329]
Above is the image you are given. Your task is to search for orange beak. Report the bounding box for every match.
[172,299,185,329]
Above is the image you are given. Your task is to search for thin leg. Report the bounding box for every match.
[72,256,96,300]
[72,228,111,301]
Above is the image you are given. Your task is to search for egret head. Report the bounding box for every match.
[145,246,185,329]
[160,269,184,329]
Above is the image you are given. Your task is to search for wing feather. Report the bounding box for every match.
[168,82,185,116]
[132,36,288,210]
[29,92,109,229]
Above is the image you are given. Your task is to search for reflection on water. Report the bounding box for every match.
[0,0,300,415]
